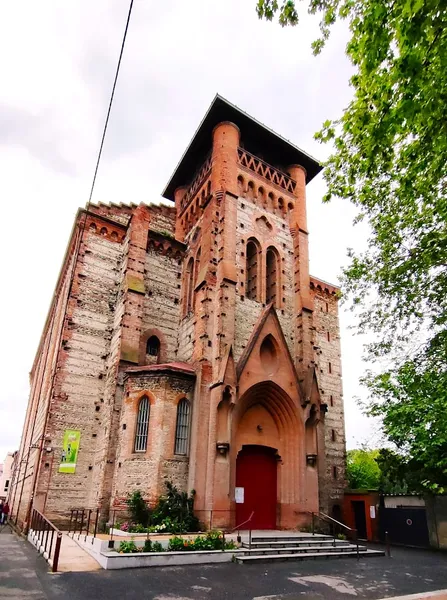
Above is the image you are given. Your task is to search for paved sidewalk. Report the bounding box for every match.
[0,525,48,599]
[381,592,447,600]
[57,533,101,572]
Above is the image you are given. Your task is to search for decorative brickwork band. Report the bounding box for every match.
[238,148,297,195]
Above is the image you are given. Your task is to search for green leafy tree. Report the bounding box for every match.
[346,448,381,489]
[256,0,447,491]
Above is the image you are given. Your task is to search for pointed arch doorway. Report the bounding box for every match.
[235,445,277,529]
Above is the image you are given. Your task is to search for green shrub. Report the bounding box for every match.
[119,541,138,554]
[151,482,200,532]
[151,541,165,553]
[166,531,237,552]
[143,540,152,552]
[127,491,150,526]
[168,536,190,552]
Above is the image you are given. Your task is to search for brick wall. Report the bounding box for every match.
[111,370,195,508]
[311,286,346,512]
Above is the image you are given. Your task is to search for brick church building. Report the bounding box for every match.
[11,96,346,531]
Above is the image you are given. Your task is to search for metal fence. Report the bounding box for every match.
[30,508,62,572]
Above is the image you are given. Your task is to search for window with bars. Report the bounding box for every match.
[134,396,150,452]
[266,247,279,306]
[174,398,190,455]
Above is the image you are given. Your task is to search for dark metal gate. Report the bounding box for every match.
[379,507,430,547]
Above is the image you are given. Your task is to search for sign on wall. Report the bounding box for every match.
[59,430,81,474]
[235,487,244,504]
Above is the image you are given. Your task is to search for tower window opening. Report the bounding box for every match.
[146,336,160,360]
[185,257,195,313]
[266,247,279,307]
[246,239,260,301]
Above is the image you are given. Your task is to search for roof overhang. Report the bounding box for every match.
[162,94,322,201]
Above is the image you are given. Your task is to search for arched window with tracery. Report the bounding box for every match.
[246,238,260,301]
[174,398,191,455]
[266,246,279,306]
[134,396,150,452]
[184,257,195,314]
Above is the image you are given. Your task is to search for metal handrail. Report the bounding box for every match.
[309,511,359,560]
[317,511,356,532]
[230,511,255,549]
[30,508,62,572]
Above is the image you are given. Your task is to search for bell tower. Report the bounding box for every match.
[162,95,345,528]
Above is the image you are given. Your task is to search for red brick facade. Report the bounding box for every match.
[10,97,346,530]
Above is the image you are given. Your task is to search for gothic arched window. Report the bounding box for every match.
[134,396,150,452]
[266,246,279,306]
[246,238,260,301]
[174,398,191,455]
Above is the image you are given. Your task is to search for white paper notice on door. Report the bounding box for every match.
[370,505,376,519]
[235,487,244,504]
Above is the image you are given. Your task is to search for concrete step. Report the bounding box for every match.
[251,535,332,543]
[236,549,386,564]
[242,544,367,556]
[243,539,350,549]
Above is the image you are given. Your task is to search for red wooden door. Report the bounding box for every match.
[236,445,277,529]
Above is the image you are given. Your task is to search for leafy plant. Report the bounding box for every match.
[119,540,138,554]
[143,540,152,552]
[151,482,200,532]
[168,536,188,552]
[166,531,236,552]
[126,491,150,526]
[150,541,165,553]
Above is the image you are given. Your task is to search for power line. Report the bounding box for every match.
[88,0,135,204]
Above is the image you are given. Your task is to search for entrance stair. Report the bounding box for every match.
[235,534,385,564]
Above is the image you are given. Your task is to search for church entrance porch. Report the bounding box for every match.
[236,445,277,529]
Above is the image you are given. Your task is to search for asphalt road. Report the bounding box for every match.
[1,527,447,600]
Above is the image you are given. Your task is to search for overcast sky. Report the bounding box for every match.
[0,0,381,463]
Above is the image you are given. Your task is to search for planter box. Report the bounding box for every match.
[102,548,242,569]
[109,528,205,538]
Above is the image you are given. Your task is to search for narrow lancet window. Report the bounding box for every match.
[246,239,260,301]
[266,247,279,306]
[174,398,190,455]
[135,396,150,452]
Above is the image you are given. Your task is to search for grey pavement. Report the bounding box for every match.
[1,525,447,600]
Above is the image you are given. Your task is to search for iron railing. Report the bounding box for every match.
[310,511,359,559]
[30,508,62,572]
[230,511,255,549]
[69,508,102,543]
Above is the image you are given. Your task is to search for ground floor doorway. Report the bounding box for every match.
[235,445,277,529]
[352,500,368,539]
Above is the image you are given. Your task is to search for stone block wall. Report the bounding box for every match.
[143,248,182,362]
[311,285,346,512]
[10,218,83,527]
[40,219,125,518]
